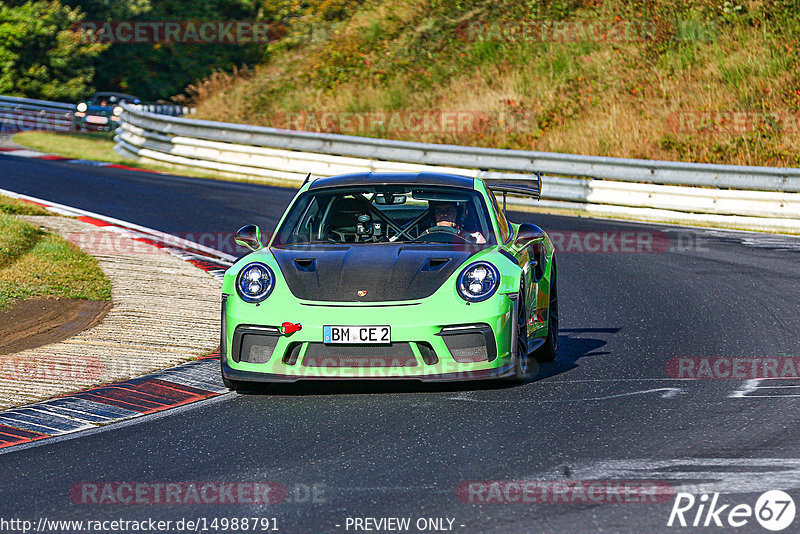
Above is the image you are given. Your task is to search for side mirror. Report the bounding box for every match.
[514,223,546,249]
[235,224,263,252]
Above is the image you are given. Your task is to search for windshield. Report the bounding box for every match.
[89,94,134,106]
[273,185,496,246]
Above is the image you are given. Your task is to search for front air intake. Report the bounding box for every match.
[438,325,497,363]
[302,343,417,367]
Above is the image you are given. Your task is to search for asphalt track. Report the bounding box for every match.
[1,154,800,533]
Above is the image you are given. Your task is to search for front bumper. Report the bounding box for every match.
[220,355,515,382]
[74,117,118,132]
[221,292,518,382]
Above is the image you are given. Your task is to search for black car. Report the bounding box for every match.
[73,92,141,132]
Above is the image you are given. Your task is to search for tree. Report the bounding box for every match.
[62,0,264,100]
[0,0,107,100]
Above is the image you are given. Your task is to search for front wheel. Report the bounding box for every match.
[506,288,530,382]
[221,359,244,391]
[533,258,559,363]
[221,375,243,391]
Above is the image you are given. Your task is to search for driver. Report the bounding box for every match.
[430,202,486,244]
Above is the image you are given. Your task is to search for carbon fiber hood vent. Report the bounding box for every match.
[272,245,475,302]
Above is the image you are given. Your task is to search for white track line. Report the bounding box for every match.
[0,186,236,263]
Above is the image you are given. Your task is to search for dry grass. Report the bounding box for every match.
[186,0,800,167]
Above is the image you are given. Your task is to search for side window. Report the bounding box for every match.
[298,197,322,241]
[487,190,511,243]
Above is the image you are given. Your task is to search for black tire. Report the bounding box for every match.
[221,359,243,391]
[221,376,243,391]
[506,287,530,382]
[533,258,559,363]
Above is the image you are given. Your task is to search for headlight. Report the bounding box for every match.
[113,106,123,116]
[236,262,275,303]
[76,102,87,112]
[457,261,500,302]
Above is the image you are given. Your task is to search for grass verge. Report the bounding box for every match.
[0,196,50,216]
[186,0,800,168]
[11,130,304,188]
[0,199,112,310]
[11,131,234,181]
[13,131,125,164]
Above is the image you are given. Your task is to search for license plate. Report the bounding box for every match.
[85,115,108,124]
[323,325,391,344]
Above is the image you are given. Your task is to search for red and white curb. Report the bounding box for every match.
[0,354,227,450]
[0,146,163,174]
[0,190,237,451]
[0,187,237,281]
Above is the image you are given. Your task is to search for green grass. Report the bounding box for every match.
[13,131,124,163]
[0,215,42,269]
[0,203,112,310]
[11,131,232,181]
[0,195,50,216]
[12,130,306,189]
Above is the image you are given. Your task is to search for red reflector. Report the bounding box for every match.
[281,322,302,335]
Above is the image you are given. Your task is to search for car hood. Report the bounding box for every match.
[271,244,476,302]
[85,106,112,115]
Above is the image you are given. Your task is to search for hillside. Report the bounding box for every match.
[187,0,800,167]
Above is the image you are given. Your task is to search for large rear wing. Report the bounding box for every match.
[483,172,541,210]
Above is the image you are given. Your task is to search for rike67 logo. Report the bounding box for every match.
[668,491,796,531]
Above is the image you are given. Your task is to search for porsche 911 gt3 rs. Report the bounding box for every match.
[220,172,557,387]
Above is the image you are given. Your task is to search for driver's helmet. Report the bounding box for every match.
[430,201,464,227]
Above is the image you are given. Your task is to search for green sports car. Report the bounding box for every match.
[220,172,558,388]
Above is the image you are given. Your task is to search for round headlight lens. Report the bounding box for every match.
[76,102,87,112]
[236,262,274,303]
[457,261,500,302]
[113,106,123,116]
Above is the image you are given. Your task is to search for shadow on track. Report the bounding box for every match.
[529,327,619,382]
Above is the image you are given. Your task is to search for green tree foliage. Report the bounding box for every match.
[61,0,265,100]
[1,0,363,101]
[0,0,106,100]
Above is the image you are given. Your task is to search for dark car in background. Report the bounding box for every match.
[73,92,141,132]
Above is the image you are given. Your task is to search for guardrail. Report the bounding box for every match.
[0,96,75,133]
[136,103,193,117]
[0,95,193,133]
[112,104,800,233]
